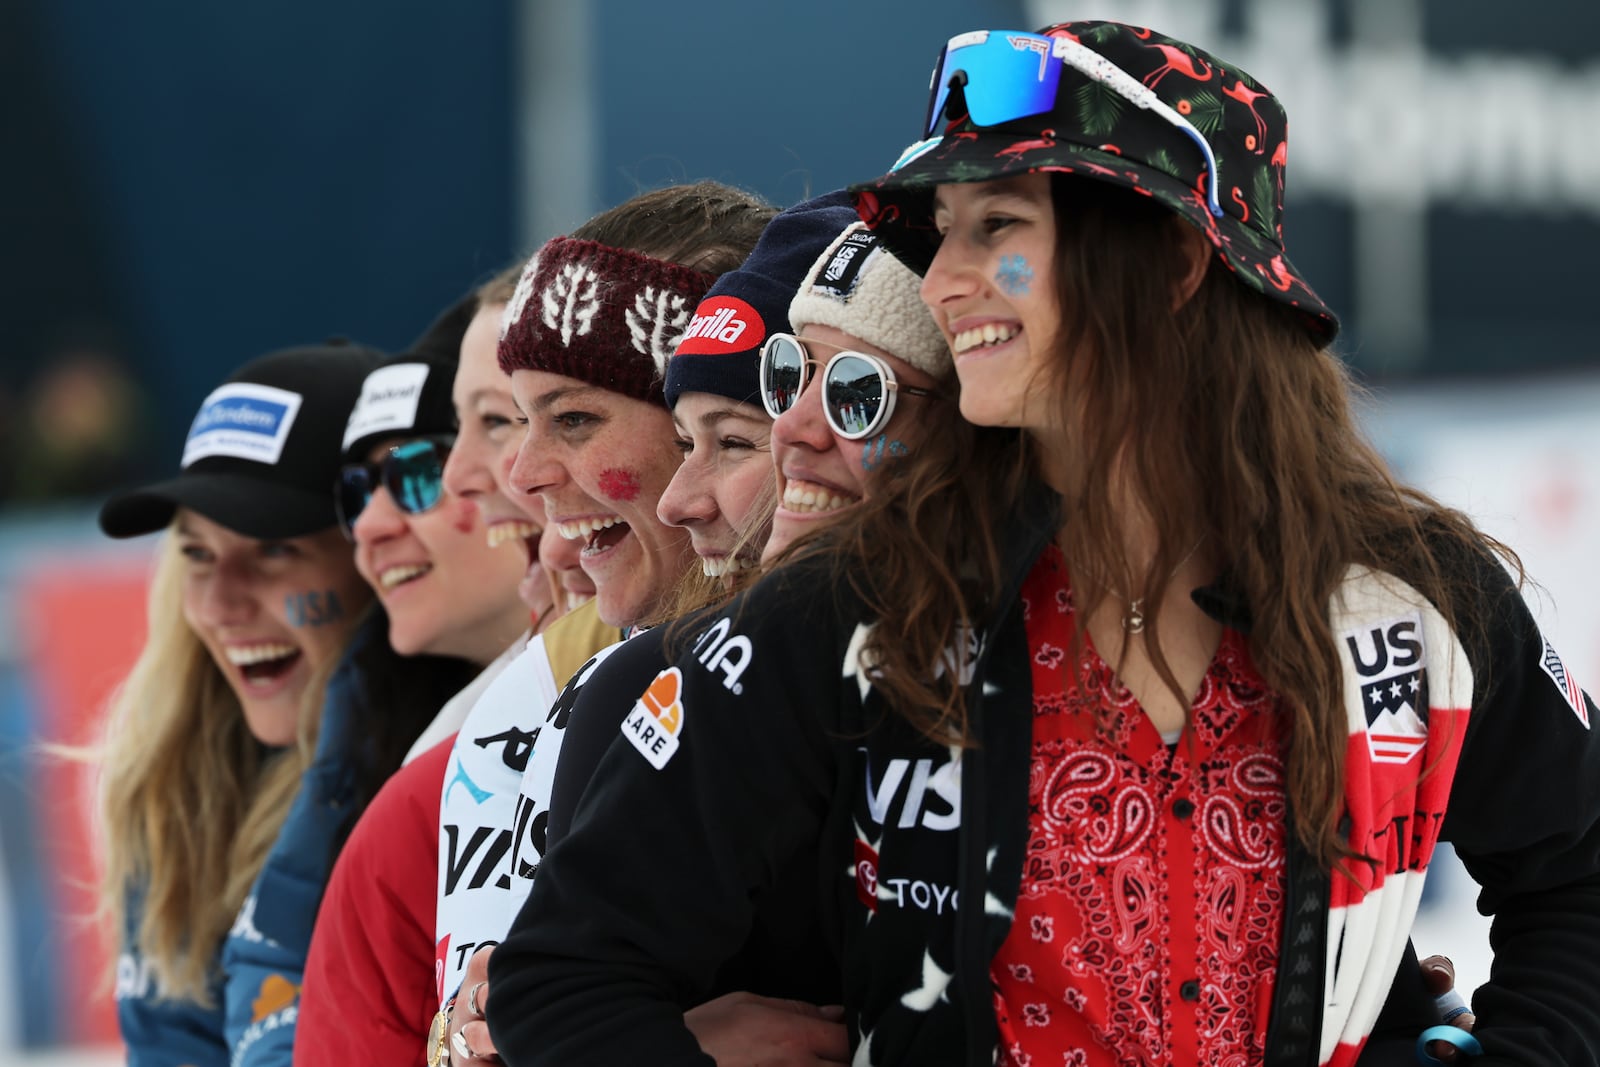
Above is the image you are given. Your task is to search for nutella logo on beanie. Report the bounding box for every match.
[814,230,881,299]
[342,363,430,452]
[676,296,766,355]
[182,383,303,468]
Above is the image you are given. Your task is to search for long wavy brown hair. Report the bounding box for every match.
[823,175,1512,869]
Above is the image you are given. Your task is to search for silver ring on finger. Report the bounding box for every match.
[468,980,489,1017]
[451,1028,475,1062]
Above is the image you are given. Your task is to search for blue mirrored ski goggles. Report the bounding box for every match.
[921,30,1223,218]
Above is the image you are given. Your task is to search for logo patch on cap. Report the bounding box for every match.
[675,296,765,356]
[342,363,431,452]
[182,383,303,468]
[813,230,881,299]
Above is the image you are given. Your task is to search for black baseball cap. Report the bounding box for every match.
[99,339,387,540]
[341,296,472,462]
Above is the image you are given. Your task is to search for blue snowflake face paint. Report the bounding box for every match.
[995,255,1034,296]
[285,589,347,628]
[860,435,911,472]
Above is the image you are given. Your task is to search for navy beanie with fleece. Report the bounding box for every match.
[663,190,859,409]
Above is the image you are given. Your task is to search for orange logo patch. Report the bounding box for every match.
[252,973,299,1021]
[622,667,685,769]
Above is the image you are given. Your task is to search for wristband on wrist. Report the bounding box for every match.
[1417,1024,1482,1064]
[1433,988,1469,1019]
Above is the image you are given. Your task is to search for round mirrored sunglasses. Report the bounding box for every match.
[758,333,936,441]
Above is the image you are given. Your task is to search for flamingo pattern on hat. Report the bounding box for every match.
[855,21,1339,342]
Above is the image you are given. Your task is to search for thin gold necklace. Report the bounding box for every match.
[1086,536,1206,635]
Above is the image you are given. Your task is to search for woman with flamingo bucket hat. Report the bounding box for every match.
[852,20,1597,1066]
[856,21,1337,340]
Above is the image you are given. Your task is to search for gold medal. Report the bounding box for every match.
[426,1001,453,1066]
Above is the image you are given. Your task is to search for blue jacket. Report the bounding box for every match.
[219,614,378,1067]
[116,894,228,1067]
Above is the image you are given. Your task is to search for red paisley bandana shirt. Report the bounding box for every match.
[993,546,1289,1067]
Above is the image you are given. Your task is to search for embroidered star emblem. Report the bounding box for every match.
[851,1023,876,1067]
[984,846,1014,919]
[900,948,954,1012]
[843,622,878,702]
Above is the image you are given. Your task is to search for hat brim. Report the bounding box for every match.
[99,474,338,541]
[851,133,1338,343]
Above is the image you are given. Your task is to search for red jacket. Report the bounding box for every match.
[294,734,453,1067]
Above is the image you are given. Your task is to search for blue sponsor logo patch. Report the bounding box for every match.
[182,383,302,467]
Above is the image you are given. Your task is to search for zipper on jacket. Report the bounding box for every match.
[959,490,1060,1064]
[1262,809,1333,1067]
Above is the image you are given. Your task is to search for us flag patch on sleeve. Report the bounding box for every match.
[1539,635,1590,729]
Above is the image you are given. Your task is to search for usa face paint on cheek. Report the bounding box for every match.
[285,590,347,627]
[598,468,641,503]
[995,254,1034,296]
[860,435,911,472]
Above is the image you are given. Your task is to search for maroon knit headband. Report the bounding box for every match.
[497,237,719,404]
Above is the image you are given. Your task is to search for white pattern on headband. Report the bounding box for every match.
[501,254,540,341]
[541,262,601,346]
[627,285,694,372]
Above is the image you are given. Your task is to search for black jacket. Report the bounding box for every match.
[489,500,1600,1066]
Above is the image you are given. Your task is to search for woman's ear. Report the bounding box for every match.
[1170,221,1213,312]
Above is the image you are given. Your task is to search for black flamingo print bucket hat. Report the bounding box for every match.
[852,21,1339,342]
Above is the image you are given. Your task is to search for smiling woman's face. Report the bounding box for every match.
[351,436,529,665]
[920,173,1060,433]
[507,369,691,629]
[763,325,940,562]
[176,509,372,745]
[440,302,554,618]
[656,392,773,583]
[443,302,536,528]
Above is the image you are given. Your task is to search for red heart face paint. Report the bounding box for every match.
[598,467,642,503]
[449,498,479,535]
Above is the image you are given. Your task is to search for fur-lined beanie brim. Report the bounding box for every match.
[787,223,951,377]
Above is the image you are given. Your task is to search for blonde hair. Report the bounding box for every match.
[94,527,329,1003]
